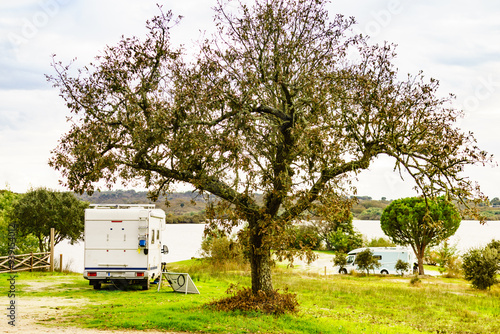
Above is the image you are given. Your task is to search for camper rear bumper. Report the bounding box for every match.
[84,267,158,280]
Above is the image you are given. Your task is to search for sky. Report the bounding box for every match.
[0,0,499,200]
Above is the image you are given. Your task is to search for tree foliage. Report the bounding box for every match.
[310,199,361,252]
[200,230,247,265]
[354,248,380,275]
[380,196,461,275]
[332,252,347,273]
[7,188,89,252]
[47,0,490,293]
[432,239,462,277]
[486,239,500,255]
[357,207,383,220]
[462,246,499,290]
[327,227,363,254]
[0,190,38,255]
[395,259,410,276]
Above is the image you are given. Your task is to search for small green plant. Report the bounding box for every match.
[410,275,421,286]
[354,248,380,275]
[395,259,409,276]
[332,252,347,274]
[462,246,500,290]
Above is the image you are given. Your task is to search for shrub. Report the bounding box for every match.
[290,224,320,250]
[200,232,245,264]
[327,228,363,253]
[432,239,462,278]
[357,207,383,220]
[462,246,500,290]
[312,212,359,252]
[487,239,500,256]
[354,248,380,275]
[208,284,299,315]
[410,275,421,286]
[424,248,438,265]
[332,252,347,273]
[395,259,409,276]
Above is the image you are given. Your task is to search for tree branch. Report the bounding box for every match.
[280,142,383,222]
[126,161,261,218]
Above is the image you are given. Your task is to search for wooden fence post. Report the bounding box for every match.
[30,252,33,272]
[59,254,63,272]
[50,228,54,272]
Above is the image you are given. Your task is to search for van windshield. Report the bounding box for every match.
[346,255,355,264]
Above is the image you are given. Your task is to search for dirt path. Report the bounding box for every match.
[0,277,186,334]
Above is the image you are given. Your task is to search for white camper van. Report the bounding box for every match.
[339,247,416,275]
[83,204,168,290]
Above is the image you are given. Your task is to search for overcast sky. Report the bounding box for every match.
[1,0,499,200]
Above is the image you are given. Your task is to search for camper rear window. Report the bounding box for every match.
[374,255,382,260]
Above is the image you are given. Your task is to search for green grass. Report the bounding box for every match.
[3,262,500,334]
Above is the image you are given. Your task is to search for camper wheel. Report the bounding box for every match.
[380,270,389,275]
[339,268,348,275]
[142,279,150,291]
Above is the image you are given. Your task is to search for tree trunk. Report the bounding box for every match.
[417,250,425,275]
[249,246,273,294]
[248,219,273,294]
[38,237,45,253]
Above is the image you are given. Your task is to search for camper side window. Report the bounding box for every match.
[151,230,155,244]
[374,255,382,261]
[346,255,355,264]
[156,230,160,242]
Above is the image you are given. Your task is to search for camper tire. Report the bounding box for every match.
[381,270,389,275]
[142,279,150,290]
[339,268,348,275]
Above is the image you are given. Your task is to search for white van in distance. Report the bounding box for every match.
[338,247,417,275]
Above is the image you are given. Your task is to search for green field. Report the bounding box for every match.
[4,261,500,334]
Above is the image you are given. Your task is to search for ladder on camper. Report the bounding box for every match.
[156,263,199,294]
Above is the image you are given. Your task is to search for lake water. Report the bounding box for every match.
[352,220,500,252]
[55,220,500,273]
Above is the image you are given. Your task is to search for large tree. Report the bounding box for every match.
[8,188,88,252]
[47,0,490,293]
[380,196,461,275]
[0,190,38,255]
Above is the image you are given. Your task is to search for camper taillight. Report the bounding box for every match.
[136,272,144,277]
[88,272,97,277]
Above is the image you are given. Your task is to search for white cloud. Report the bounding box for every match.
[0,89,69,192]
[0,0,498,198]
